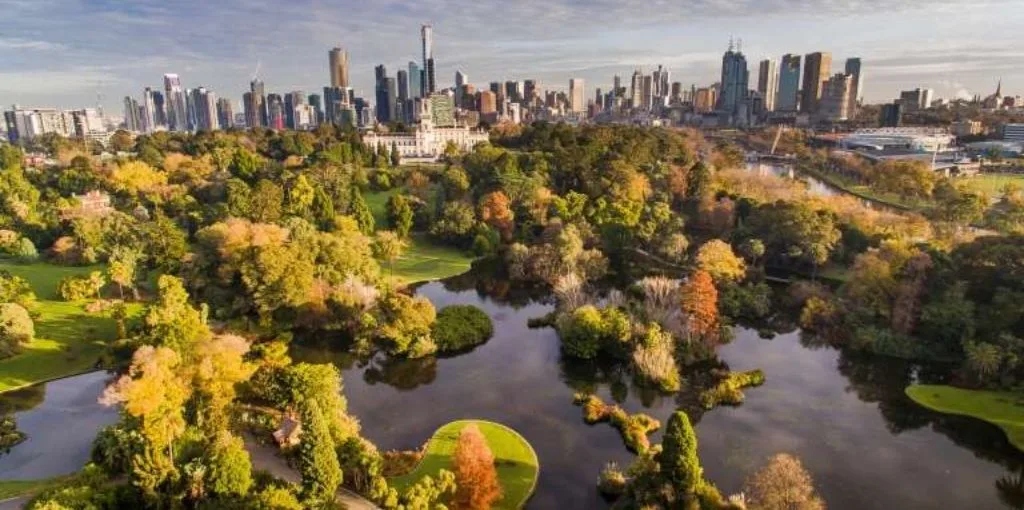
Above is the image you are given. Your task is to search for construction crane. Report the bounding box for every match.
[770,124,785,156]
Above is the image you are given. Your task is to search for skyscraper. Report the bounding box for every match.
[329,47,350,88]
[757,59,778,112]
[820,73,852,121]
[375,65,397,124]
[717,42,749,122]
[216,97,234,129]
[246,79,266,128]
[776,54,801,111]
[163,74,187,132]
[267,94,284,130]
[421,24,435,95]
[455,70,467,108]
[801,52,832,113]
[141,87,157,132]
[284,91,304,129]
[844,58,863,116]
[524,80,538,104]
[123,96,140,132]
[569,78,585,113]
[408,61,422,99]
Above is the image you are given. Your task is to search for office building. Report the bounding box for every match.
[524,80,538,104]
[375,65,397,124]
[151,90,166,127]
[123,96,140,132]
[409,61,422,99]
[800,52,832,113]
[757,59,778,112]
[308,94,323,124]
[284,91,305,129]
[329,47,350,88]
[879,101,903,127]
[844,58,863,116]
[216,98,234,129]
[427,93,456,127]
[569,78,585,113]
[717,42,749,122]
[163,73,188,132]
[777,54,801,111]
[267,94,284,130]
[455,70,468,109]
[820,73,853,121]
[899,88,933,112]
[421,24,435,95]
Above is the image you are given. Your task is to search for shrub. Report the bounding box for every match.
[57,272,103,301]
[632,325,681,392]
[597,462,627,497]
[432,305,494,352]
[699,369,766,409]
[574,394,660,453]
[556,305,634,360]
[0,270,36,309]
[0,303,34,358]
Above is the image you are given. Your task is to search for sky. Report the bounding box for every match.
[1,0,1021,112]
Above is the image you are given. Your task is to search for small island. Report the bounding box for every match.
[906,384,1024,452]
[389,420,539,509]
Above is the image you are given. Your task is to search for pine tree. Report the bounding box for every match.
[349,187,376,235]
[660,411,702,495]
[298,400,342,503]
[386,194,414,238]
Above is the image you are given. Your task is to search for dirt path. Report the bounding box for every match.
[243,435,379,510]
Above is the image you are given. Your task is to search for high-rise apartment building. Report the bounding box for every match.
[524,80,538,104]
[695,87,716,112]
[717,42,749,121]
[844,58,863,116]
[329,47,350,88]
[455,70,467,108]
[757,59,778,112]
[800,52,832,113]
[478,90,497,116]
[776,54,801,111]
[163,74,187,132]
[245,79,267,128]
[216,98,234,129]
[267,94,284,130]
[820,73,852,121]
[421,24,435,95]
[284,91,305,129]
[569,79,585,113]
[375,65,397,124]
[123,96,140,132]
[899,88,933,112]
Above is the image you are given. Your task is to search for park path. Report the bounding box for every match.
[0,496,29,510]
[243,435,380,510]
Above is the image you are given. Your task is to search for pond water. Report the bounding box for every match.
[0,372,119,480]
[295,271,1024,509]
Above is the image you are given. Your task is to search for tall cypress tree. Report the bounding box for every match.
[298,400,342,504]
[660,411,702,494]
[349,187,375,235]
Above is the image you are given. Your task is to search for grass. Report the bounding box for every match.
[906,384,1024,452]
[960,173,1024,197]
[0,261,144,393]
[365,189,476,285]
[389,420,539,509]
[0,476,68,500]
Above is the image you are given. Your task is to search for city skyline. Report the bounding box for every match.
[1,0,1021,109]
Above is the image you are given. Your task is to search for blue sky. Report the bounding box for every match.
[1,0,1020,112]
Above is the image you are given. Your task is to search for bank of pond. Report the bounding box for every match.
[4,269,1024,509]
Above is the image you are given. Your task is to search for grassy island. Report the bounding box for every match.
[906,384,1024,452]
[389,420,539,509]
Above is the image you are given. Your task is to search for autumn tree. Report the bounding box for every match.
[192,334,254,435]
[350,187,376,235]
[744,453,825,510]
[695,239,746,282]
[143,275,211,353]
[386,194,414,238]
[373,231,406,277]
[453,424,502,510]
[250,179,284,223]
[108,246,142,300]
[478,191,514,240]
[680,270,719,344]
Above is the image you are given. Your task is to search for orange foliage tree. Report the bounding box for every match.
[453,424,502,510]
[479,191,515,240]
[680,270,719,345]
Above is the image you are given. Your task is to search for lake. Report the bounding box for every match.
[295,271,1024,509]
[0,371,119,480]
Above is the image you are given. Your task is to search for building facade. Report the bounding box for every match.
[363,124,489,160]
[777,54,801,112]
[757,59,778,112]
[800,52,832,114]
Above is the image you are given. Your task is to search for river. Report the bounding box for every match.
[294,271,1024,509]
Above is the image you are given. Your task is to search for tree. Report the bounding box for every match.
[695,240,746,282]
[386,194,414,238]
[250,179,284,223]
[193,335,253,434]
[0,271,36,309]
[390,142,401,167]
[373,231,406,277]
[108,246,142,300]
[680,271,719,343]
[144,213,188,272]
[350,187,376,235]
[431,202,477,247]
[453,424,502,510]
[110,160,167,195]
[660,411,702,496]
[143,275,211,353]
[110,129,133,152]
[206,432,253,498]
[298,399,342,504]
[686,160,711,199]
[288,174,316,219]
[478,191,514,240]
[744,453,825,510]
[0,303,33,358]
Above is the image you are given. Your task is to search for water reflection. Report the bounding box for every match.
[291,268,1024,509]
[0,372,119,480]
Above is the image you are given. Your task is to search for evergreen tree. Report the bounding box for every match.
[298,400,342,504]
[390,142,401,167]
[686,160,710,199]
[659,411,702,495]
[350,187,376,235]
[386,194,414,238]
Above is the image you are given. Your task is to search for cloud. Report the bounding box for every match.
[0,38,66,51]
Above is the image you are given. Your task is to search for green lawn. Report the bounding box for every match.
[390,420,539,509]
[365,189,476,285]
[0,476,68,500]
[960,173,1024,197]
[906,384,1024,452]
[0,261,143,393]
